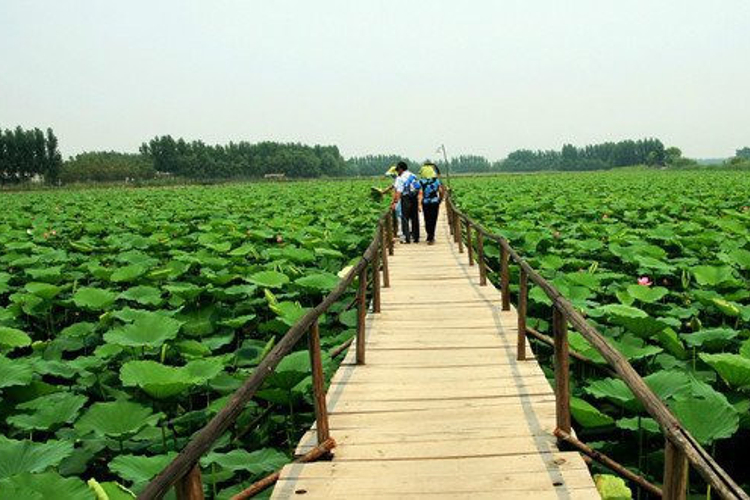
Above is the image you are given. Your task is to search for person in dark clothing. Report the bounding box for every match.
[390,162,422,243]
[419,162,446,244]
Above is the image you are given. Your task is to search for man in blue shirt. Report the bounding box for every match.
[390,162,422,244]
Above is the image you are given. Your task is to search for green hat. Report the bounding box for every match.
[385,165,398,177]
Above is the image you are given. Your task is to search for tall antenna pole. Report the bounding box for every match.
[440,144,451,188]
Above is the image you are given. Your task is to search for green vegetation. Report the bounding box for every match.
[0,126,62,185]
[61,152,155,183]
[0,180,382,498]
[140,136,348,179]
[452,170,750,494]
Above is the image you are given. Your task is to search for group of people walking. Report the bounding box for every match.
[389,161,446,245]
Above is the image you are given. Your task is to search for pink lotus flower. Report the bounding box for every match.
[637,276,652,286]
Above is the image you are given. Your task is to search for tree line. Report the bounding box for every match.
[0,126,62,185]
[139,136,348,179]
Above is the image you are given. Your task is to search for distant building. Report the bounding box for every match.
[264,173,286,180]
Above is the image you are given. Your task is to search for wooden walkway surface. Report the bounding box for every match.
[271,214,599,499]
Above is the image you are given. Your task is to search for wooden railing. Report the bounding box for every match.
[139,209,395,500]
[445,195,748,500]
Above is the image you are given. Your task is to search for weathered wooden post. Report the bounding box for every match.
[175,465,204,500]
[500,243,511,311]
[466,222,474,266]
[307,319,330,444]
[517,269,528,360]
[372,238,381,313]
[553,307,571,442]
[386,212,394,256]
[663,440,689,500]
[380,221,390,288]
[356,267,367,365]
[477,231,487,285]
[456,217,464,253]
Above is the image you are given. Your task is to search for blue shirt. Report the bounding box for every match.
[421,178,442,204]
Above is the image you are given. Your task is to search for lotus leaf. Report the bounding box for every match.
[0,438,74,479]
[0,472,90,500]
[73,287,118,310]
[0,326,31,350]
[75,401,160,437]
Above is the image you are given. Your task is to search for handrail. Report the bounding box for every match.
[140,209,394,500]
[445,194,748,500]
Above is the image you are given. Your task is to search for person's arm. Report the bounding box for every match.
[439,183,447,202]
[418,188,423,211]
[391,190,401,210]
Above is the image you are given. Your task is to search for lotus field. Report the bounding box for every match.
[452,170,750,493]
[0,181,382,499]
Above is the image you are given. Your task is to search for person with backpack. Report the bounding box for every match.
[419,161,446,245]
[390,161,422,244]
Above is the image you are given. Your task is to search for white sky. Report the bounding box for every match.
[1,1,748,160]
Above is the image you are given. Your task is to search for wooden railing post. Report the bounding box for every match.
[663,439,689,500]
[356,267,367,365]
[380,221,390,288]
[456,217,464,253]
[307,319,330,444]
[175,464,204,500]
[466,221,474,266]
[386,211,396,255]
[447,202,454,236]
[553,307,571,442]
[517,269,528,360]
[477,231,487,285]
[500,243,511,311]
[372,239,381,313]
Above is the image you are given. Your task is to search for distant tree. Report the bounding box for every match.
[61,152,155,183]
[0,126,62,184]
[736,147,750,160]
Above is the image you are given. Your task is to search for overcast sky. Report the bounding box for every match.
[2,1,748,160]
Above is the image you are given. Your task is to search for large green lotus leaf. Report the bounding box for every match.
[0,472,89,500]
[0,326,31,350]
[670,388,739,445]
[741,339,750,359]
[655,328,687,359]
[176,306,217,337]
[338,309,358,328]
[60,321,97,338]
[567,332,605,364]
[120,359,223,399]
[591,304,648,319]
[699,353,750,390]
[8,392,87,431]
[270,301,309,327]
[644,370,691,400]
[681,328,738,350]
[0,438,74,479]
[118,286,163,306]
[24,282,62,300]
[110,264,147,283]
[103,313,182,348]
[221,285,258,298]
[711,298,742,317]
[295,272,340,291]
[200,448,287,475]
[726,248,750,270]
[594,474,632,500]
[75,401,160,437]
[281,246,315,263]
[248,270,289,288]
[73,287,118,310]
[692,265,736,286]
[109,453,177,489]
[584,378,639,411]
[163,282,202,299]
[262,351,311,392]
[626,284,668,303]
[229,243,257,257]
[615,335,663,361]
[615,416,661,435]
[570,397,614,428]
[219,314,256,329]
[0,355,34,388]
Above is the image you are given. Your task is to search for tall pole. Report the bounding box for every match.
[440,144,451,188]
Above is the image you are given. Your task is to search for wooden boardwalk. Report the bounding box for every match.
[271,215,599,499]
